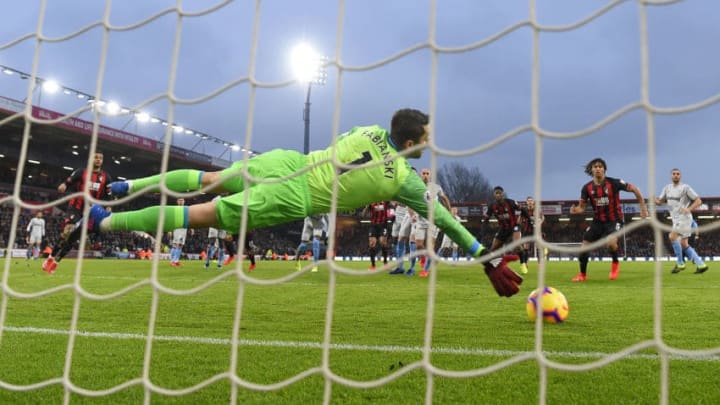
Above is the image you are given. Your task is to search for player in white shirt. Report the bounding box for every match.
[655,168,708,274]
[26,211,46,260]
[437,207,462,262]
[295,214,328,272]
[204,227,226,269]
[389,202,417,275]
[169,198,188,267]
[417,168,452,278]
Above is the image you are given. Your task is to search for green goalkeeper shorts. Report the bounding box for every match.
[215,149,310,232]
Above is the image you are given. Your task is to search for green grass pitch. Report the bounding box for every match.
[1,258,718,404]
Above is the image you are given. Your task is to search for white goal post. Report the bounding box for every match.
[2,2,720,405]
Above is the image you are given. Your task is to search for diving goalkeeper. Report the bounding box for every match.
[91,108,522,297]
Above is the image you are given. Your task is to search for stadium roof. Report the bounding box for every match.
[0,95,235,179]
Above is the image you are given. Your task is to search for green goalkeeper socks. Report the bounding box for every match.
[109,206,188,232]
[129,169,203,194]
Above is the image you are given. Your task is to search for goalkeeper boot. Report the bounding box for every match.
[89,205,111,233]
[520,263,529,274]
[109,181,130,196]
[609,261,620,280]
[571,272,587,282]
[671,264,686,274]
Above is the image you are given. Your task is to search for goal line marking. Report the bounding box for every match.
[3,325,718,362]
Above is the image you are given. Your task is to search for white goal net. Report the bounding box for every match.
[1,1,719,404]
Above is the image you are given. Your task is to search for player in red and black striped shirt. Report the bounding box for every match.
[519,196,544,273]
[363,201,392,270]
[569,157,648,282]
[42,151,113,273]
[482,186,525,272]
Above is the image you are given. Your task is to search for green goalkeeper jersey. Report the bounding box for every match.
[306,125,483,256]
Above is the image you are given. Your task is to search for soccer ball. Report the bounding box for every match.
[526,287,569,324]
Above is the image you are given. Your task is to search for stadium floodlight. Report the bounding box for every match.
[291,42,327,154]
[291,43,321,83]
[62,166,73,171]
[173,125,184,133]
[231,145,240,151]
[105,101,120,115]
[41,80,60,94]
[28,159,40,164]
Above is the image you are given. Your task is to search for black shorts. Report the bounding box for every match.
[494,225,519,244]
[583,221,623,242]
[368,223,388,238]
[245,232,256,251]
[225,233,255,251]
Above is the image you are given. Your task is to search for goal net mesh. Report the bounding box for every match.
[1,1,718,404]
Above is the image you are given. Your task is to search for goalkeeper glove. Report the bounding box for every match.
[483,254,523,297]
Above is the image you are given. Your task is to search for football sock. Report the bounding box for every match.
[369,246,377,266]
[610,250,619,262]
[396,240,406,270]
[671,239,684,265]
[579,252,589,274]
[683,246,705,267]
[409,241,417,269]
[108,206,188,233]
[226,238,237,256]
[521,249,529,264]
[451,248,458,261]
[381,246,388,264]
[130,169,203,194]
[312,238,320,264]
[296,241,308,261]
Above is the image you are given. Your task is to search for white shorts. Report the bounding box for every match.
[440,233,458,250]
[393,214,412,239]
[672,215,693,239]
[412,217,429,242]
[173,228,187,246]
[301,216,325,241]
[29,234,43,244]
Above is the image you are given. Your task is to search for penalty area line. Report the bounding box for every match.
[2,325,719,362]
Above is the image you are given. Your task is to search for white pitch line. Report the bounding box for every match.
[2,326,718,362]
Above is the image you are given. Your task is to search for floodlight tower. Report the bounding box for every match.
[291,43,327,154]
